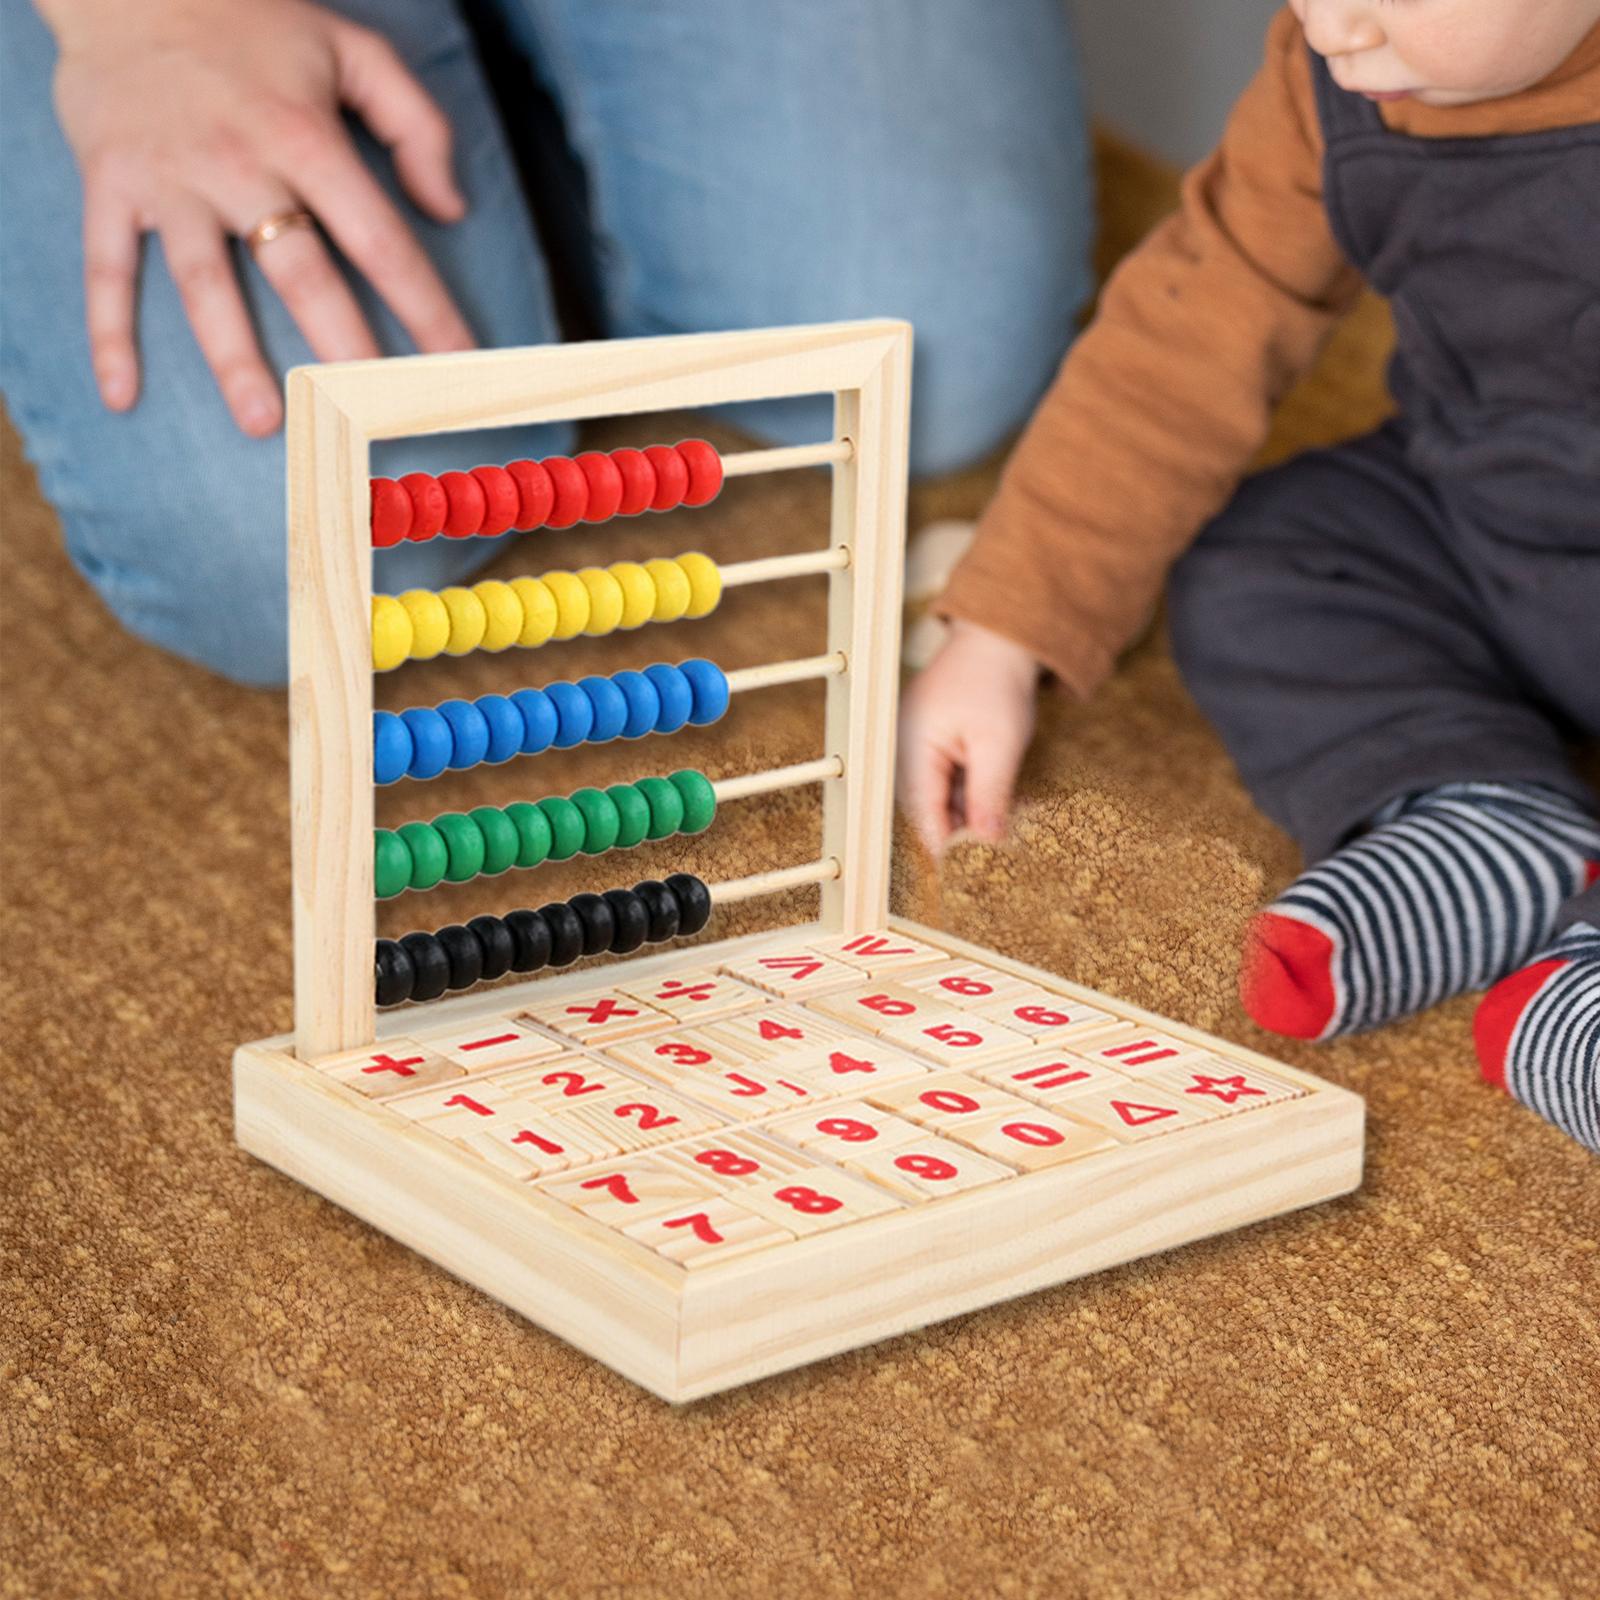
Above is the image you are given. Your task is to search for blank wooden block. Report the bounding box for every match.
[602,1028,761,1084]
[778,1040,931,1096]
[970,990,1119,1046]
[1058,1023,1208,1074]
[541,1157,724,1226]
[411,1018,568,1072]
[718,950,863,999]
[736,1164,904,1235]
[666,1066,819,1121]
[1132,1057,1306,1114]
[551,1088,721,1154]
[616,971,764,1022]
[904,961,1032,1007]
[518,989,672,1045]
[311,1040,461,1098]
[879,1011,1033,1068]
[622,1196,795,1269]
[703,1005,851,1064]
[804,929,947,977]
[648,1130,817,1193]
[804,983,946,1036]
[864,1073,1035,1135]
[842,1137,1017,1201]
[971,1049,1137,1104]
[1050,1082,1222,1141]
[763,1101,926,1158]
[945,1108,1118,1171]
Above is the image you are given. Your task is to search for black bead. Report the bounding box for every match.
[468,914,515,982]
[537,901,584,967]
[503,908,552,974]
[569,892,615,957]
[375,938,415,1007]
[633,878,681,944]
[603,887,649,954]
[399,930,450,1003]
[436,923,484,991]
[665,872,712,936]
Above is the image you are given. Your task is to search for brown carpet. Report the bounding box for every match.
[4,139,1597,1600]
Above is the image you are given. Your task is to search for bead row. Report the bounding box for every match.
[371,553,722,671]
[375,770,717,898]
[371,441,723,547]
[376,873,713,1005]
[373,658,728,784]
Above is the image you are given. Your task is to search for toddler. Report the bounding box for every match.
[900,0,1600,1150]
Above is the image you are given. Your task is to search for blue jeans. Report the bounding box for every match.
[0,0,1092,685]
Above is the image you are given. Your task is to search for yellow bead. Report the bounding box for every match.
[675,551,723,618]
[371,594,414,672]
[509,577,558,648]
[398,588,451,661]
[577,566,625,637]
[439,585,488,655]
[608,561,657,629]
[541,569,591,640]
[473,579,523,652]
[642,557,691,622]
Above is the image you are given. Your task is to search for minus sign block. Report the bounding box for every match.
[418,1022,569,1071]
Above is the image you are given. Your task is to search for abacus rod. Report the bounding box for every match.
[724,652,845,694]
[719,548,850,588]
[708,857,842,904]
[710,756,842,804]
[718,439,854,478]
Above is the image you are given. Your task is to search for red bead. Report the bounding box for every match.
[576,451,624,523]
[543,456,588,528]
[471,464,519,536]
[401,472,447,540]
[643,444,688,511]
[439,470,487,537]
[676,439,723,507]
[611,448,655,516]
[506,459,554,529]
[370,478,411,547]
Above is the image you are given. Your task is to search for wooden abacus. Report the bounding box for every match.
[233,320,1365,1402]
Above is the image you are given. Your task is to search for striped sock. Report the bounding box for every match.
[1475,922,1600,1153]
[1240,782,1600,1041]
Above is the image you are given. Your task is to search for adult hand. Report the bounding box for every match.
[897,618,1042,857]
[43,0,474,435]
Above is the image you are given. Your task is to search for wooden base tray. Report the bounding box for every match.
[234,919,1365,1402]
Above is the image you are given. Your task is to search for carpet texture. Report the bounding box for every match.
[4,138,1597,1600]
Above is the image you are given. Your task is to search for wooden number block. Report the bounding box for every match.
[804,983,944,1036]
[718,951,862,999]
[1133,1056,1306,1114]
[704,1005,849,1063]
[972,1049,1134,1104]
[518,990,671,1045]
[945,1108,1117,1171]
[384,1080,523,1139]
[880,1011,1033,1068]
[541,1157,724,1226]
[1050,1082,1221,1142]
[865,1072,1034,1135]
[971,990,1119,1046]
[411,1018,568,1072]
[904,961,1031,1008]
[650,1130,816,1193]
[616,971,762,1022]
[780,1040,931,1095]
[462,1109,624,1176]
[622,1197,795,1269]
[492,1059,639,1109]
[764,1101,926,1157]
[1060,1023,1206,1073]
[843,1137,1017,1201]
[602,1029,760,1084]
[551,1088,720,1154]
[668,1066,818,1121]
[736,1165,904,1236]
[804,929,947,977]
[311,1040,461,1098]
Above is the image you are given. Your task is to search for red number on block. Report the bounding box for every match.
[816,1117,878,1143]
[580,1172,639,1203]
[924,1024,981,1048]
[1015,1005,1071,1027]
[696,1148,759,1176]
[725,1073,768,1097]
[937,975,996,998]
[862,993,915,1016]
[656,1041,712,1066]
[774,1185,843,1215]
[662,1212,723,1245]
[920,1088,981,1115]
[511,1129,564,1155]
[757,1018,805,1042]
[823,1051,876,1075]
[999,1121,1065,1147]
[541,1069,605,1097]
[442,1093,493,1116]
[895,1152,958,1181]
[615,1102,679,1130]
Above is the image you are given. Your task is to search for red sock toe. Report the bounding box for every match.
[1474,958,1568,1088]
[1240,911,1338,1040]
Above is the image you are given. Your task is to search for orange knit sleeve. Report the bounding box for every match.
[935,8,1364,697]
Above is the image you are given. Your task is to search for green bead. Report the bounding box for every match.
[635,775,685,840]
[607,783,651,849]
[433,811,487,882]
[536,795,586,861]
[398,821,448,891]
[570,787,622,855]
[504,801,553,868]
[374,829,413,899]
[470,805,521,875]
[669,769,717,835]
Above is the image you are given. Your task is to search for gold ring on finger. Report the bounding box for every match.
[245,209,315,256]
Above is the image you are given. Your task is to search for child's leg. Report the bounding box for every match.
[1167,424,1600,1039]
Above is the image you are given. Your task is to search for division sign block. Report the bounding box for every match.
[311,1040,462,1098]
[804,929,947,977]
[616,971,763,1022]
[735,1165,904,1236]
[541,1157,724,1227]
[622,1197,796,1269]
[718,951,863,999]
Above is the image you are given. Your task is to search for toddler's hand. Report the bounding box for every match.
[897,619,1040,857]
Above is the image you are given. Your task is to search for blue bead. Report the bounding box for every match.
[400,707,453,781]
[373,712,413,785]
[510,688,557,755]
[546,681,595,748]
[644,663,693,734]
[476,694,524,764]
[578,675,629,744]
[438,698,491,770]
[679,658,730,725]
[613,670,661,740]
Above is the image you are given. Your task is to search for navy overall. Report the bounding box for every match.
[1169,50,1600,929]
